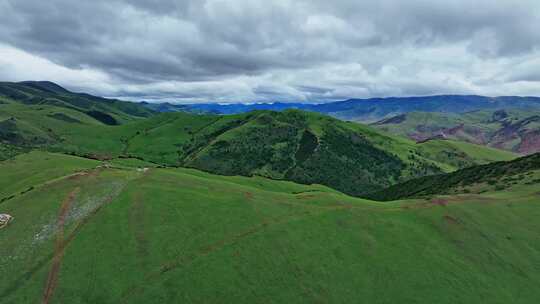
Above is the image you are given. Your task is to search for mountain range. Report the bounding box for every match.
[142,95,540,122]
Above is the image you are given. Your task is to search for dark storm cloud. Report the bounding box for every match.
[1,0,540,102]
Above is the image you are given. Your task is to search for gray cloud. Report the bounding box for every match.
[1,0,540,103]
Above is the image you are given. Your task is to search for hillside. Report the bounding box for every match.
[367,152,540,201]
[1,151,540,303]
[168,110,515,196]
[0,81,154,125]
[372,109,540,154]
[0,97,516,196]
[146,95,540,122]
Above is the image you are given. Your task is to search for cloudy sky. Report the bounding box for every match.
[1,0,540,103]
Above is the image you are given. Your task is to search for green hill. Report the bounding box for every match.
[0,95,516,196]
[0,81,154,125]
[367,152,540,201]
[167,110,515,196]
[1,151,540,303]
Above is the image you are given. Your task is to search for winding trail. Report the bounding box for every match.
[0,166,142,302]
[41,187,80,304]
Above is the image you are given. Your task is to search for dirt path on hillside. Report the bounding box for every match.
[128,170,153,268]
[41,187,80,304]
[0,167,139,302]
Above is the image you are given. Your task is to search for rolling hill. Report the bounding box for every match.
[372,109,540,154]
[0,97,516,196]
[1,151,540,303]
[0,81,154,125]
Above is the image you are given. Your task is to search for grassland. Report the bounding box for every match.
[0,98,518,196]
[1,151,540,303]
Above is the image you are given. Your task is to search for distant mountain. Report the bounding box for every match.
[372,109,540,154]
[141,101,312,114]
[186,102,311,114]
[312,95,540,122]
[139,101,190,113]
[143,95,540,122]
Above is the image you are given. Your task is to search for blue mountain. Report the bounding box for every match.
[142,95,540,122]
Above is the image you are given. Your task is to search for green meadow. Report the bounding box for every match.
[1,152,540,303]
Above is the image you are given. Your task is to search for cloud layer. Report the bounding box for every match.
[1,0,540,103]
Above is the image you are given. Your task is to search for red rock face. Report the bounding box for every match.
[518,131,540,154]
[446,124,464,135]
[490,131,520,151]
[378,112,540,154]
[411,124,488,145]
[409,132,432,143]
[462,127,488,145]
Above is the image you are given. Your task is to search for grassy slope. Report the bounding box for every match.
[373,111,489,137]
[1,152,540,303]
[415,139,516,171]
[367,152,540,201]
[0,151,99,203]
[0,81,154,123]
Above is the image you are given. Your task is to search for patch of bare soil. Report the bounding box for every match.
[431,198,448,206]
[402,195,500,210]
[443,214,459,225]
[296,194,316,200]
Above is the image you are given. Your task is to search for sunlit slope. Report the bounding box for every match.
[1,152,540,303]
